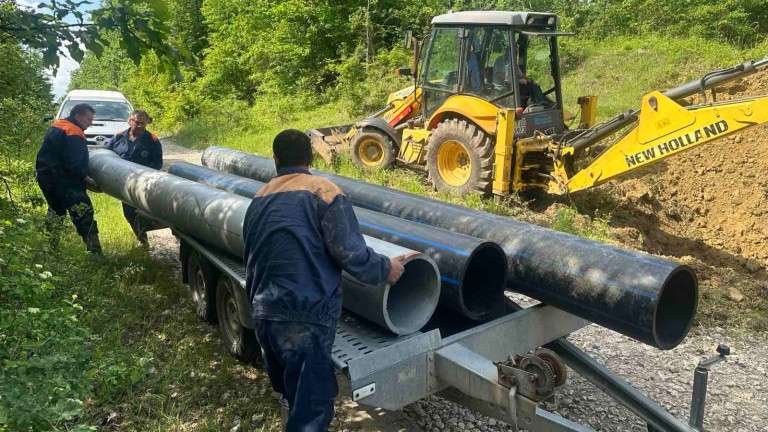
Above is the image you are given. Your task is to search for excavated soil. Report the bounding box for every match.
[570,69,768,329]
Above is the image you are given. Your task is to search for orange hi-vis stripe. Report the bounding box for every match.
[52,119,85,139]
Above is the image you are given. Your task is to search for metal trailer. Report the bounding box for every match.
[149,221,728,432]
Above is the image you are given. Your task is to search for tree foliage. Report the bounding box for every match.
[63,0,768,133]
[0,0,181,70]
[0,42,52,171]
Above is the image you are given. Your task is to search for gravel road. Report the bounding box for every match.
[403,294,768,432]
[156,140,767,432]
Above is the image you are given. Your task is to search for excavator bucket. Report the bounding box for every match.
[306,125,353,164]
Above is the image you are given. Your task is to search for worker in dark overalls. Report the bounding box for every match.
[36,103,103,254]
[105,110,163,245]
[243,130,406,432]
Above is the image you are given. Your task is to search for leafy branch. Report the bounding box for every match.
[0,0,186,70]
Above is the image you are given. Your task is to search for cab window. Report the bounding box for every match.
[424,28,461,90]
[461,28,513,105]
[518,34,555,96]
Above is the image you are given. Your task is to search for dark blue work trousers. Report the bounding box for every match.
[37,175,97,238]
[256,320,338,432]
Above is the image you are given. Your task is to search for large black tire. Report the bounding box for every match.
[426,119,493,196]
[187,252,218,324]
[350,129,396,171]
[216,276,259,362]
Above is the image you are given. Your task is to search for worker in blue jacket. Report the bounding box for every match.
[105,110,163,245]
[36,103,102,254]
[243,130,406,432]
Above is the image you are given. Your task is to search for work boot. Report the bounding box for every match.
[279,396,289,432]
[83,232,103,255]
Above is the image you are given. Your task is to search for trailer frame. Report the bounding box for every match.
[162,222,709,432]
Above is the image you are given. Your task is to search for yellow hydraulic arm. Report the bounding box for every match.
[550,91,768,194]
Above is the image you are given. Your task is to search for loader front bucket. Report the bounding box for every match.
[306,125,353,164]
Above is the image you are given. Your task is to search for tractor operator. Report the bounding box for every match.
[36,103,103,254]
[493,48,546,106]
[243,129,406,431]
[105,109,163,245]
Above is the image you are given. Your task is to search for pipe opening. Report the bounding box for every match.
[654,268,698,350]
[385,257,441,334]
[461,243,508,320]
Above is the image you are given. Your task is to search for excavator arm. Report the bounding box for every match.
[549,90,768,194]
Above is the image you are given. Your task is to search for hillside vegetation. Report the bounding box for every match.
[1,0,767,430]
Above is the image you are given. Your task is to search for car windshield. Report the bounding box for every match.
[60,100,132,121]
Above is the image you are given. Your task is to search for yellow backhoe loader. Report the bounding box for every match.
[308,11,768,198]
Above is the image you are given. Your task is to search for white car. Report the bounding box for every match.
[55,90,134,145]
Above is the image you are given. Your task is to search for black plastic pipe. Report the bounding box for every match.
[169,162,508,320]
[200,148,699,350]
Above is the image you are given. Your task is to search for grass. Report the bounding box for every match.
[3,33,763,431]
[81,195,283,431]
[171,35,760,245]
[560,35,751,121]
[0,166,282,431]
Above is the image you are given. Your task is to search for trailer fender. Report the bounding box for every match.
[356,118,402,147]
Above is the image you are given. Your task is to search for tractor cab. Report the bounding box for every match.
[419,11,572,138]
[308,11,580,197]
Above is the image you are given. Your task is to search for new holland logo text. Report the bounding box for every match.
[625,120,728,167]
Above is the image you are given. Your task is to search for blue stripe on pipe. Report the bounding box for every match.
[350,201,662,300]
[357,221,471,258]
[349,199,675,271]
[171,165,262,195]
[172,164,472,262]
[440,275,461,286]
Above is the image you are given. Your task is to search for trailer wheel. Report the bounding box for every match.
[187,252,217,324]
[427,119,493,196]
[350,129,395,170]
[216,276,259,362]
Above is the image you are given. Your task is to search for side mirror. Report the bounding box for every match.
[395,67,412,77]
[44,114,54,122]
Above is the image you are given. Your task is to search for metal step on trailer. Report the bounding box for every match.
[172,228,415,370]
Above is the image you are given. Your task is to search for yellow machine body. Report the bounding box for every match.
[400,128,431,164]
[307,14,767,200]
[550,92,768,194]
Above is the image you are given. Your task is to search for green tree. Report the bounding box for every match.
[0,0,180,70]
[0,42,52,165]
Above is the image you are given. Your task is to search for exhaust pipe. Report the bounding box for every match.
[200,148,699,350]
[88,150,440,335]
[168,162,508,320]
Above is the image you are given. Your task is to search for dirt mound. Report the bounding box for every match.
[573,69,768,329]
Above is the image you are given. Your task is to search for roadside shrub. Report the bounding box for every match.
[0,210,97,431]
[331,47,413,117]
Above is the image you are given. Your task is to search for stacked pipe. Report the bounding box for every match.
[168,162,508,321]
[87,149,440,335]
[201,147,699,350]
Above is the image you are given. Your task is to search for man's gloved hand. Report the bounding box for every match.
[387,253,418,284]
[84,176,101,193]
